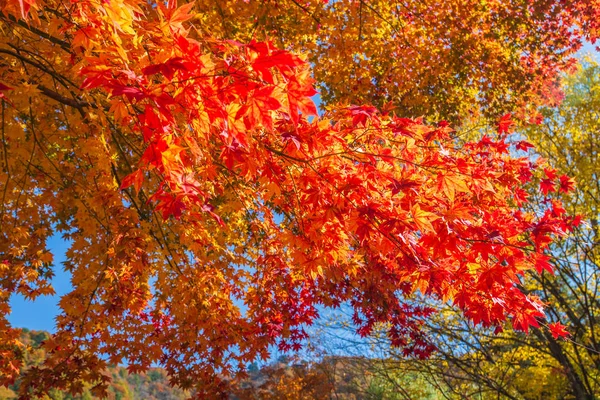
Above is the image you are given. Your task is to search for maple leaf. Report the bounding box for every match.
[570,214,582,228]
[80,65,113,89]
[142,57,188,80]
[558,175,576,193]
[548,322,570,339]
[544,167,558,180]
[533,253,553,274]
[438,173,470,202]
[120,169,144,194]
[389,178,420,196]
[252,50,305,77]
[512,307,542,333]
[201,202,225,227]
[240,86,281,128]
[515,140,535,152]
[411,204,437,233]
[540,178,555,195]
[162,2,196,33]
[111,85,145,101]
[497,113,513,135]
[348,105,379,127]
[286,73,318,124]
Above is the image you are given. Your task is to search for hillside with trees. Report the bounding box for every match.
[1,330,188,400]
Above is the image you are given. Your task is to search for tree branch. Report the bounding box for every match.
[0,13,71,51]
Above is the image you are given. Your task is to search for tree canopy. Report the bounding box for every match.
[0,0,595,397]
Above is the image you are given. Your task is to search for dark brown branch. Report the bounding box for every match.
[287,0,321,25]
[37,84,90,109]
[0,47,76,89]
[0,13,71,51]
[0,49,96,109]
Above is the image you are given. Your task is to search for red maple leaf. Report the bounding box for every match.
[548,322,570,339]
[515,140,535,152]
[544,167,557,180]
[540,178,555,195]
[497,113,513,134]
[120,169,144,194]
[349,105,379,127]
[558,175,576,193]
[111,85,145,101]
[534,253,553,274]
[142,57,188,80]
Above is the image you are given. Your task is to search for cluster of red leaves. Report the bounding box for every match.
[89,24,575,376]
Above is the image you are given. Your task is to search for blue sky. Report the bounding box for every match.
[8,234,72,331]
[7,44,599,333]
[579,41,599,59]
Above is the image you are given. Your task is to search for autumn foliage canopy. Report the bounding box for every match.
[0,0,597,396]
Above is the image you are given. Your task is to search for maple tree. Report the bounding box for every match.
[0,0,592,397]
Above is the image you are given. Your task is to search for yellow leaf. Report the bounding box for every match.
[411,204,437,232]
